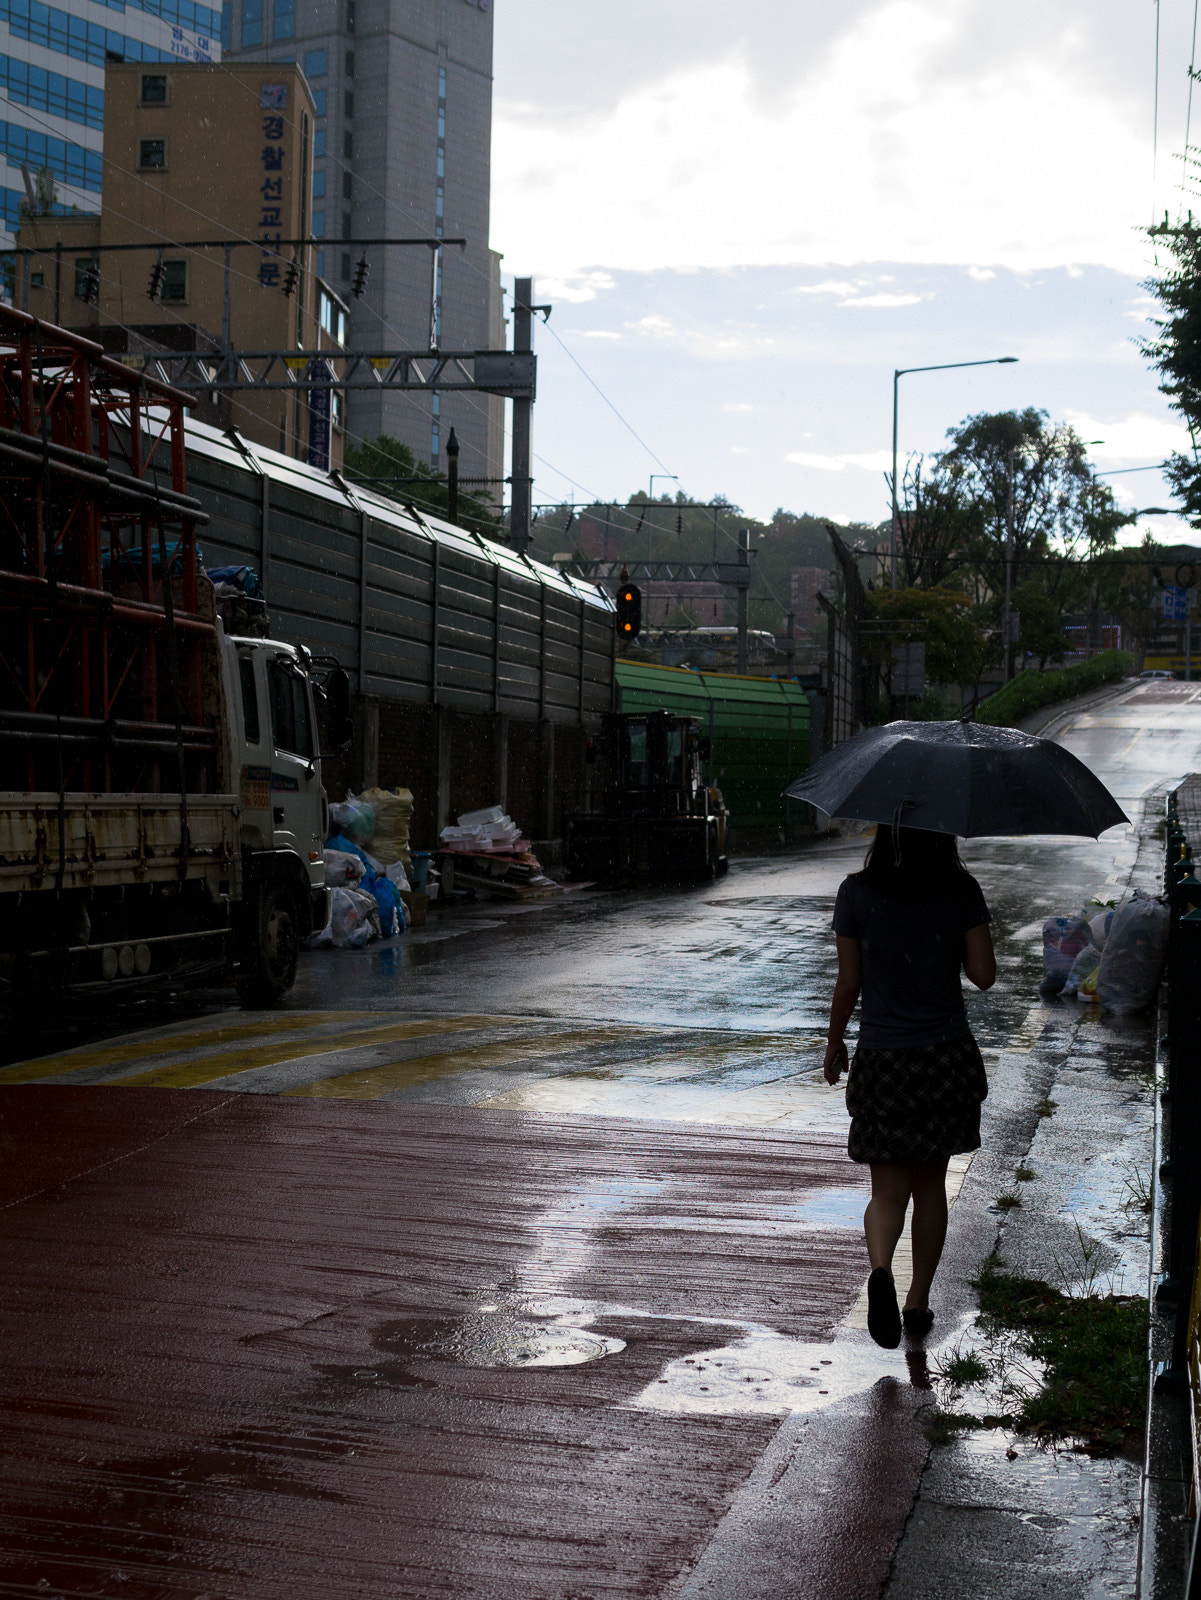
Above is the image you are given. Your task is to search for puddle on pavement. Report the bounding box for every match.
[371,1302,626,1370]
[791,1186,869,1228]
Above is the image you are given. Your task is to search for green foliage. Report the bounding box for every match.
[975,650,1133,727]
[974,1261,1148,1450]
[1142,220,1201,523]
[343,434,500,535]
[864,585,990,692]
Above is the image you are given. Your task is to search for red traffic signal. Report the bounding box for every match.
[615,582,642,639]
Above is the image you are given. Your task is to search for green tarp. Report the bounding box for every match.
[615,660,811,829]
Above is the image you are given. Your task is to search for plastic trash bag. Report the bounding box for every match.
[1040,914,1093,996]
[329,798,376,844]
[355,787,413,867]
[329,885,379,949]
[1097,891,1170,1014]
[1089,908,1115,951]
[325,833,384,877]
[1063,944,1101,998]
[323,848,365,888]
[385,860,411,892]
[369,874,405,937]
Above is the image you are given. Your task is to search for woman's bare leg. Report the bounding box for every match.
[864,1163,913,1273]
[905,1155,951,1311]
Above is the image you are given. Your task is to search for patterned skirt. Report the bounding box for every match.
[845,1033,988,1165]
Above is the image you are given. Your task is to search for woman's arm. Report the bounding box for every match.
[823,934,862,1084]
[963,922,996,990]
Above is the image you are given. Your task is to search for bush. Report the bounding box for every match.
[975,650,1134,728]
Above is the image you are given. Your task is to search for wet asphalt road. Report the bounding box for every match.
[3,677,1201,1598]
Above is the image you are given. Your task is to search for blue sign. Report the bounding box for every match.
[1163,584,1189,621]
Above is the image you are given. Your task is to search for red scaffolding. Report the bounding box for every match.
[0,306,217,796]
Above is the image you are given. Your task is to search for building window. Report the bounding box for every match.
[343,130,353,158]
[241,0,263,47]
[438,65,446,98]
[138,137,166,168]
[346,0,355,31]
[304,47,326,77]
[340,250,350,280]
[272,0,294,40]
[318,286,346,344]
[314,127,326,156]
[73,255,98,298]
[437,107,444,138]
[311,87,326,116]
[30,270,44,288]
[343,89,353,117]
[344,49,354,76]
[140,72,167,103]
[312,210,324,237]
[161,259,187,302]
[312,168,325,198]
[341,170,352,199]
[341,212,351,240]
[435,184,443,219]
[0,55,106,131]
[316,248,324,278]
[430,421,439,462]
[220,1,231,48]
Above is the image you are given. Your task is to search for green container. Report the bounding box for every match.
[615,659,811,830]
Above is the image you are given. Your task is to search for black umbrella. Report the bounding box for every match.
[783,720,1127,838]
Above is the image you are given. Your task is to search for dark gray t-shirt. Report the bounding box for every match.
[832,872,991,1050]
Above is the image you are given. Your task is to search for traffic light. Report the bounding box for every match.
[351,253,370,298]
[615,580,642,640]
[80,257,100,304]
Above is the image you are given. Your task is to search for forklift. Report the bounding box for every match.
[566,710,728,883]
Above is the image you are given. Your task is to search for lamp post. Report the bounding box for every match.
[891,356,1019,590]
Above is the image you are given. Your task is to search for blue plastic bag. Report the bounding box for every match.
[369,874,404,937]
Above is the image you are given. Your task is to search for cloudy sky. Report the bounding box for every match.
[489,0,1199,541]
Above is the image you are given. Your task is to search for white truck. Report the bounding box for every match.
[0,604,344,1010]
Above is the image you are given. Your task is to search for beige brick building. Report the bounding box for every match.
[17,62,348,466]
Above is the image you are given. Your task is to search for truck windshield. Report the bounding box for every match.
[268,658,314,760]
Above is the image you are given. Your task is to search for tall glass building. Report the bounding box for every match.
[0,0,219,239]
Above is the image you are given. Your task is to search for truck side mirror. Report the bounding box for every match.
[326,668,354,752]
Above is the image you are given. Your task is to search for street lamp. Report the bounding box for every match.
[891,356,1019,590]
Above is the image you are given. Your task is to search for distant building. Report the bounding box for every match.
[224,0,505,487]
[789,565,827,629]
[645,580,726,628]
[17,62,348,466]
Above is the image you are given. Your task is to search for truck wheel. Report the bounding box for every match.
[236,883,300,1007]
[698,823,719,881]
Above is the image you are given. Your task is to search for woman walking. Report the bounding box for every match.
[823,825,996,1349]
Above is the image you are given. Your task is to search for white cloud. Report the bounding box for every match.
[838,292,927,308]
[786,449,894,473]
[536,270,617,303]
[724,402,755,413]
[968,266,996,281]
[575,329,621,339]
[1066,411,1190,464]
[625,314,676,338]
[494,3,1155,278]
[792,279,861,296]
[730,445,751,454]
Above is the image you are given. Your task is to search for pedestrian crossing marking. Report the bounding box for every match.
[105,1015,525,1090]
[284,1027,649,1099]
[0,1012,369,1087]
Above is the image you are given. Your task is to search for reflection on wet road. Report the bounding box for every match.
[1,679,1198,1599]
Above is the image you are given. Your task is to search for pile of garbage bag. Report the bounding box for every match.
[1039,890,1168,1013]
[310,788,416,949]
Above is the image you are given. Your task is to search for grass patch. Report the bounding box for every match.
[1015,1165,1036,1182]
[1036,1098,1058,1118]
[994,1192,1023,1211]
[971,1258,1148,1452]
[939,1351,990,1388]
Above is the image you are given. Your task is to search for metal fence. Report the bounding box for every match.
[183,418,616,728]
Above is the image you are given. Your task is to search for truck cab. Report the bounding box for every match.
[224,632,330,1002]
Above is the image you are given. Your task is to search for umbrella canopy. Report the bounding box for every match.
[783,719,1127,838]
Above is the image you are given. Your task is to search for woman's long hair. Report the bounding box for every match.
[858,825,966,899]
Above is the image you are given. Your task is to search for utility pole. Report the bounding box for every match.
[446,427,459,526]
[737,527,749,674]
[510,276,534,554]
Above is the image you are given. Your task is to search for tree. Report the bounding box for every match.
[1141,220,1201,520]
[892,455,983,589]
[343,434,499,535]
[863,585,990,695]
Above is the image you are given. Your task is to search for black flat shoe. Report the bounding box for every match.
[902,1306,935,1340]
[867,1267,902,1348]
